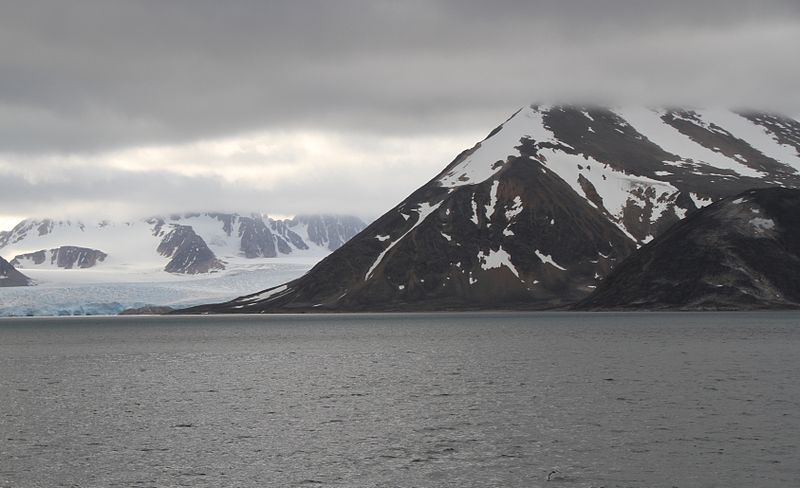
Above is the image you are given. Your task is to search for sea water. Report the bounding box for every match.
[1,312,798,487]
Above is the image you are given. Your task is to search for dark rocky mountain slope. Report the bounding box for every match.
[0,256,32,287]
[577,188,800,310]
[11,246,107,269]
[178,106,800,313]
[157,225,225,274]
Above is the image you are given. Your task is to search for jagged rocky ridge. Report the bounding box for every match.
[180,105,800,313]
[577,188,800,310]
[0,213,366,274]
[156,225,225,274]
[0,256,32,287]
[11,246,107,269]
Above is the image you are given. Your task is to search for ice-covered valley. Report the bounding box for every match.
[0,257,318,316]
[0,212,365,316]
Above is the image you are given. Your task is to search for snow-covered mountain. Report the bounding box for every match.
[182,105,800,313]
[0,213,367,275]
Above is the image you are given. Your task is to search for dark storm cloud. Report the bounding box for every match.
[1,0,799,154]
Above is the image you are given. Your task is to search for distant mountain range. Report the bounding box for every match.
[181,106,800,312]
[0,213,366,277]
[11,246,108,270]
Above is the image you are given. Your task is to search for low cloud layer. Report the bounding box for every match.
[1,0,799,225]
[0,129,476,221]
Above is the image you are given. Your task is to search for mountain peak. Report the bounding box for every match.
[179,105,800,313]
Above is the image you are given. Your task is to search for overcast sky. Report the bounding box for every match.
[1,0,799,229]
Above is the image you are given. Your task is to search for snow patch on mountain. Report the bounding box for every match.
[750,217,775,232]
[505,196,524,220]
[245,284,289,303]
[539,147,679,229]
[470,196,479,225]
[438,106,546,187]
[534,250,567,271]
[478,247,520,278]
[696,110,800,173]
[690,193,714,209]
[485,180,500,220]
[615,108,764,178]
[524,110,680,240]
[439,105,719,246]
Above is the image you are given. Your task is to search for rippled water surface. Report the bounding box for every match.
[1,312,799,487]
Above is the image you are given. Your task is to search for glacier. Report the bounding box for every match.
[0,260,316,317]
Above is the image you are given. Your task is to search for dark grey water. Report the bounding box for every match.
[1,313,798,488]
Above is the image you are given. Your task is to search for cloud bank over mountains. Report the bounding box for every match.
[1,0,799,222]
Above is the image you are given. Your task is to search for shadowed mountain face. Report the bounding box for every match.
[0,256,32,287]
[157,225,225,274]
[577,188,800,310]
[179,105,800,313]
[11,246,107,269]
